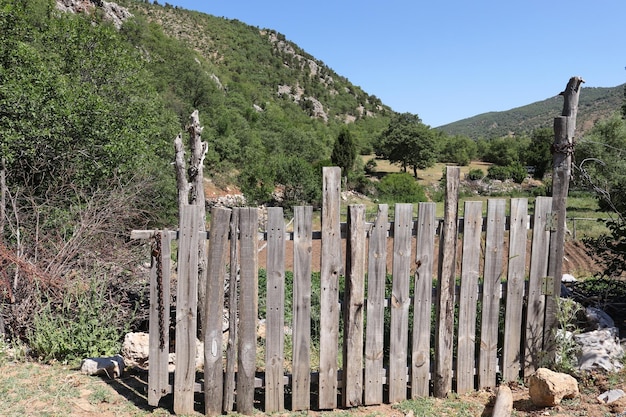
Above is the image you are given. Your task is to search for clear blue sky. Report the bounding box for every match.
[161,0,626,127]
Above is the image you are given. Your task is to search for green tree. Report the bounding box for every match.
[524,128,553,179]
[438,133,477,166]
[331,127,357,177]
[376,172,427,203]
[375,112,437,177]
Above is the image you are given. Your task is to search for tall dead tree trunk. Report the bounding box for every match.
[544,76,584,354]
[174,110,208,337]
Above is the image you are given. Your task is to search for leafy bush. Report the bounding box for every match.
[27,277,134,363]
[377,173,427,203]
[466,168,484,181]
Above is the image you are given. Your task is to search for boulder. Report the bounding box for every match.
[575,327,624,372]
[121,332,150,368]
[597,389,625,404]
[529,368,579,407]
[81,355,125,378]
[584,306,615,330]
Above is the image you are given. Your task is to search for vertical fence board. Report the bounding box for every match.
[456,201,483,394]
[319,167,341,410]
[388,203,413,403]
[343,205,366,408]
[237,208,259,415]
[204,207,232,416]
[412,202,436,398]
[174,205,201,415]
[266,207,286,412]
[148,230,171,406]
[292,206,313,411]
[524,197,552,374]
[223,209,240,412]
[434,166,460,397]
[364,204,388,405]
[502,198,528,382]
[479,199,505,389]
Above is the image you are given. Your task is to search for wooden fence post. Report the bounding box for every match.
[433,166,459,398]
[456,201,483,394]
[237,208,259,415]
[364,204,388,405]
[343,204,366,408]
[292,206,313,411]
[544,76,584,354]
[204,207,231,416]
[223,209,240,412]
[265,207,286,412]
[319,167,341,410]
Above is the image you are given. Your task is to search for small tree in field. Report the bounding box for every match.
[331,127,357,178]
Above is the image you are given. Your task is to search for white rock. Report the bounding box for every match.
[81,355,125,378]
[597,389,625,404]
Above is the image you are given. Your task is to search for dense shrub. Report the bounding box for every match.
[376,172,427,203]
[466,168,484,181]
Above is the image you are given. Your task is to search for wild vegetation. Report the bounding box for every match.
[0,0,625,389]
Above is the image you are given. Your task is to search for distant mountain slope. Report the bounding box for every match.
[437,84,624,140]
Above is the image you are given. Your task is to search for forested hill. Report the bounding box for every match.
[117,0,393,155]
[438,84,625,140]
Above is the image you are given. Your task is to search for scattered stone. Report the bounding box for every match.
[575,327,624,372]
[528,368,579,407]
[80,355,125,378]
[562,273,577,283]
[492,385,513,417]
[597,389,625,404]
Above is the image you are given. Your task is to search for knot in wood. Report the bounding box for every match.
[551,139,576,156]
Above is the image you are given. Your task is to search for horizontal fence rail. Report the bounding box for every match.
[131,167,555,416]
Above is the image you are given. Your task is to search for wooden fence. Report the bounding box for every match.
[132,166,558,416]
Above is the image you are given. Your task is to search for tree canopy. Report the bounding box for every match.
[375,112,437,177]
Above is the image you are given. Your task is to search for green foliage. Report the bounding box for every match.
[331,127,357,176]
[486,163,527,183]
[466,168,484,181]
[437,133,477,166]
[376,173,427,203]
[524,127,554,179]
[375,112,437,177]
[551,297,582,373]
[28,278,132,363]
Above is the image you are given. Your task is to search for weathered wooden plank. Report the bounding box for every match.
[265,207,286,413]
[479,199,505,390]
[434,166,460,398]
[502,198,528,382]
[412,202,436,398]
[148,230,171,407]
[174,205,201,415]
[343,204,366,408]
[319,167,342,410]
[223,209,240,412]
[524,197,552,374]
[388,203,413,403]
[456,201,483,394]
[292,206,313,411]
[204,207,232,416]
[364,205,388,405]
[237,208,259,415]
[545,77,583,356]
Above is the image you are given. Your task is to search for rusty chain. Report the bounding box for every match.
[151,232,166,350]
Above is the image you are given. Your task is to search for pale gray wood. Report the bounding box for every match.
[502,198,528,382]
[343,205,366,408]
[388,203,413,403]
[364,205,388,405]
[545,77,584,354]
[292,206,313,411]
[319,167,342,410]
[223,209,240,412]
[455,201,483,394]
[524,197,552,374]
[237,208,259,415]
[412,202,436,398]
[148,230,171,407]
[174,205,201,415]
[204,207,232,416]
[265,207,286,412]
[433,166,460,398]
[478,199,505,390]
